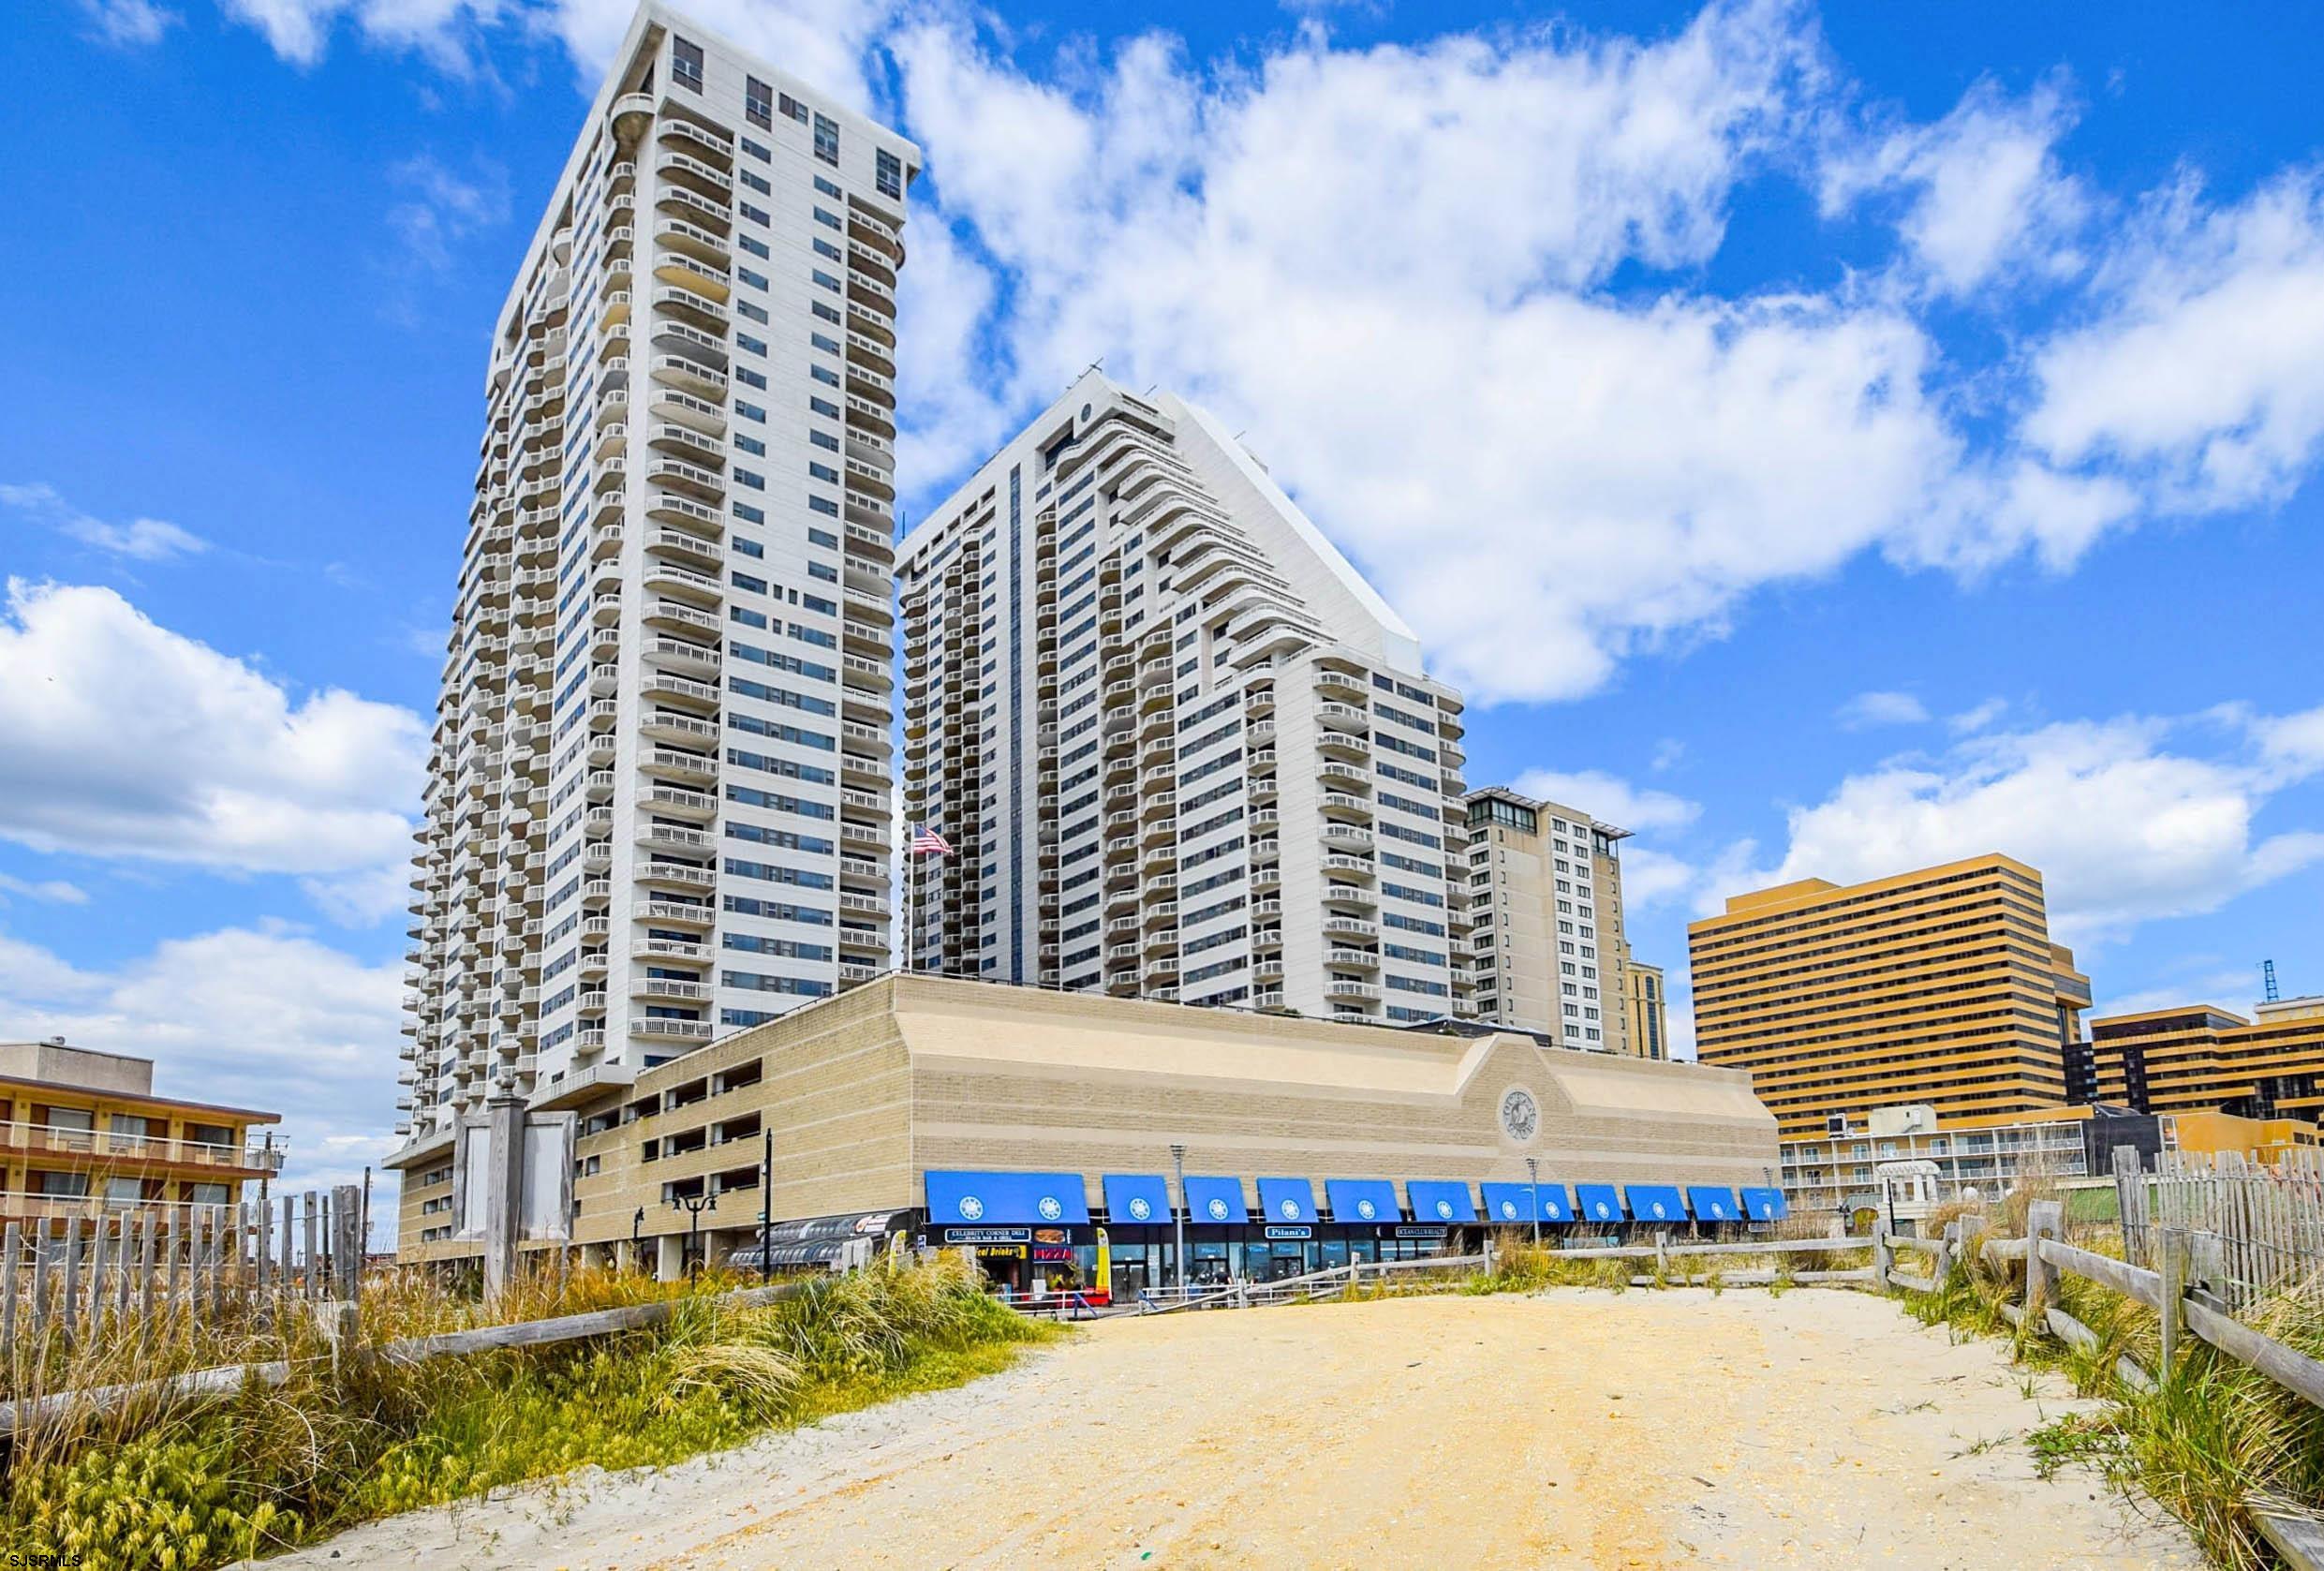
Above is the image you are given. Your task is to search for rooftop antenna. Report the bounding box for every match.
[2264,959,2280,1002]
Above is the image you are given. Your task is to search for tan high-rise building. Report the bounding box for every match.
[1463,787,1631,1051]
[1624,957,1669,1061]
[1687,853,2092,1141]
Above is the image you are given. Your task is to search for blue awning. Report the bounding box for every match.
[1256,1177,1320,1226]
[1687,1186,1741,1223]
[1183,1175,1249,1225]
[1574,1183,1626,1223]
[1627,1184,1688,1223]
[1102,1174,1173,1225]
[1740,1187,1789,1222]
[1405,1180,1477,1223]
[1476,1182,1574,1223]
[925,1170,1090,1227]
[1325,1178,1400,1224]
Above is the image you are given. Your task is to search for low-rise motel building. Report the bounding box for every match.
[0,1037,284,1235]
[1776,1101,2317,1220]
[388,974,1784,1295]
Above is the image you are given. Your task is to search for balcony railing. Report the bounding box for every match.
[0,1120,285,1171]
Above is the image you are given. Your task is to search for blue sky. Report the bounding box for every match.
[4,0,2322,1193]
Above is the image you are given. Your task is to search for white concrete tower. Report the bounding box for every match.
[897,373,1475,1025]
[395,3,917,1157]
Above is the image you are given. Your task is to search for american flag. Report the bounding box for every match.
[909,824,955,857]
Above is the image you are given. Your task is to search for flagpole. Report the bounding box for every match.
[901,828,912,977]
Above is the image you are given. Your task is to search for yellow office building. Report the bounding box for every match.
[1687,854,2092,1141]
[2086,995,2324,1121]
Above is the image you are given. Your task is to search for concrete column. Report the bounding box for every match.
[655,1232,684,1282]
[481,1085,525,1299]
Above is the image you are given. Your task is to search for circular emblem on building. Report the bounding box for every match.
[1499,1199,1518,1221]
[1433,1198,1454,1221]
[1279,1197,1301,1221]
[1592,1200,1612,1219]
[1206,1196,1231,1221]
[1355,1198,1377,1221]
[1038,1195,1063,1222]
[1648,1199,1667,1219]
[1128,1196,1153,1222]
[1707,1200,1726,1219]
[957,1195,984,1222]
[1499,1088,1540,1143]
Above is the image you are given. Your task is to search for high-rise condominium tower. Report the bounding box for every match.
[396,5,917,1149]
[896,372,1475,1024]
[1461,786,1633,1051]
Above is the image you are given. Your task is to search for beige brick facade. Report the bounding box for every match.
[392,973,1777,1265]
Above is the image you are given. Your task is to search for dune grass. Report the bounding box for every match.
[2,1254,1056,1570]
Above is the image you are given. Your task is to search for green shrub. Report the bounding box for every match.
[3,1255,1051,1571]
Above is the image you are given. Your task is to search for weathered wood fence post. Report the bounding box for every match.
[2159,1226,2189,1384]
[2112,1145,2147,1267]
[2026,1200,2064,1318]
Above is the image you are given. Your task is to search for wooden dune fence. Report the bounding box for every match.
[1,1184,366,1352]
[2118,1147,2324,1322]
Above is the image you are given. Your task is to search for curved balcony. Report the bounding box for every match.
[650,352,727,400]
[655,115,733,166]
[646,455,725,503]
[653,284,729,331]
[654,184,731,230]
[644,488,722,534]
[647,420,724,464]
[638,668,720,712]
[656,151,733,199]
[643,746,718,784]
[657,216,733,269]
[610,92,654,140]
[629,1017,713,1043]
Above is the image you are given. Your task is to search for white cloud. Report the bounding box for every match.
[2,482,208,561]
[76,0,178,46]
[2094,971,2259,1020]
[1947,697,2008,734]
[0,921,403,1207]
[386,154,509,274]
[1836,689,1930,728]
[1617,846,1699,911]
[1823,75,2087,296]
[135,1,2324,706]
[0,874,89,906]
[2024,166,2324,516]
[219,0,504,71]
[0,581,425,897]
[1719,706,2324,945]
[538,0,896,112]
[1509,767,1699,832]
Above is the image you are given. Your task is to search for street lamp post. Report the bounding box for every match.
[1169,1142,1188,1299]
[759,1126,775,1284]
[1524,1156,1541,1250]
[629,1206,644,1273]
[669,1190,718,1275]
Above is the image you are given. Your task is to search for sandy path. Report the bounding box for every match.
[254,1288,2199,1570]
